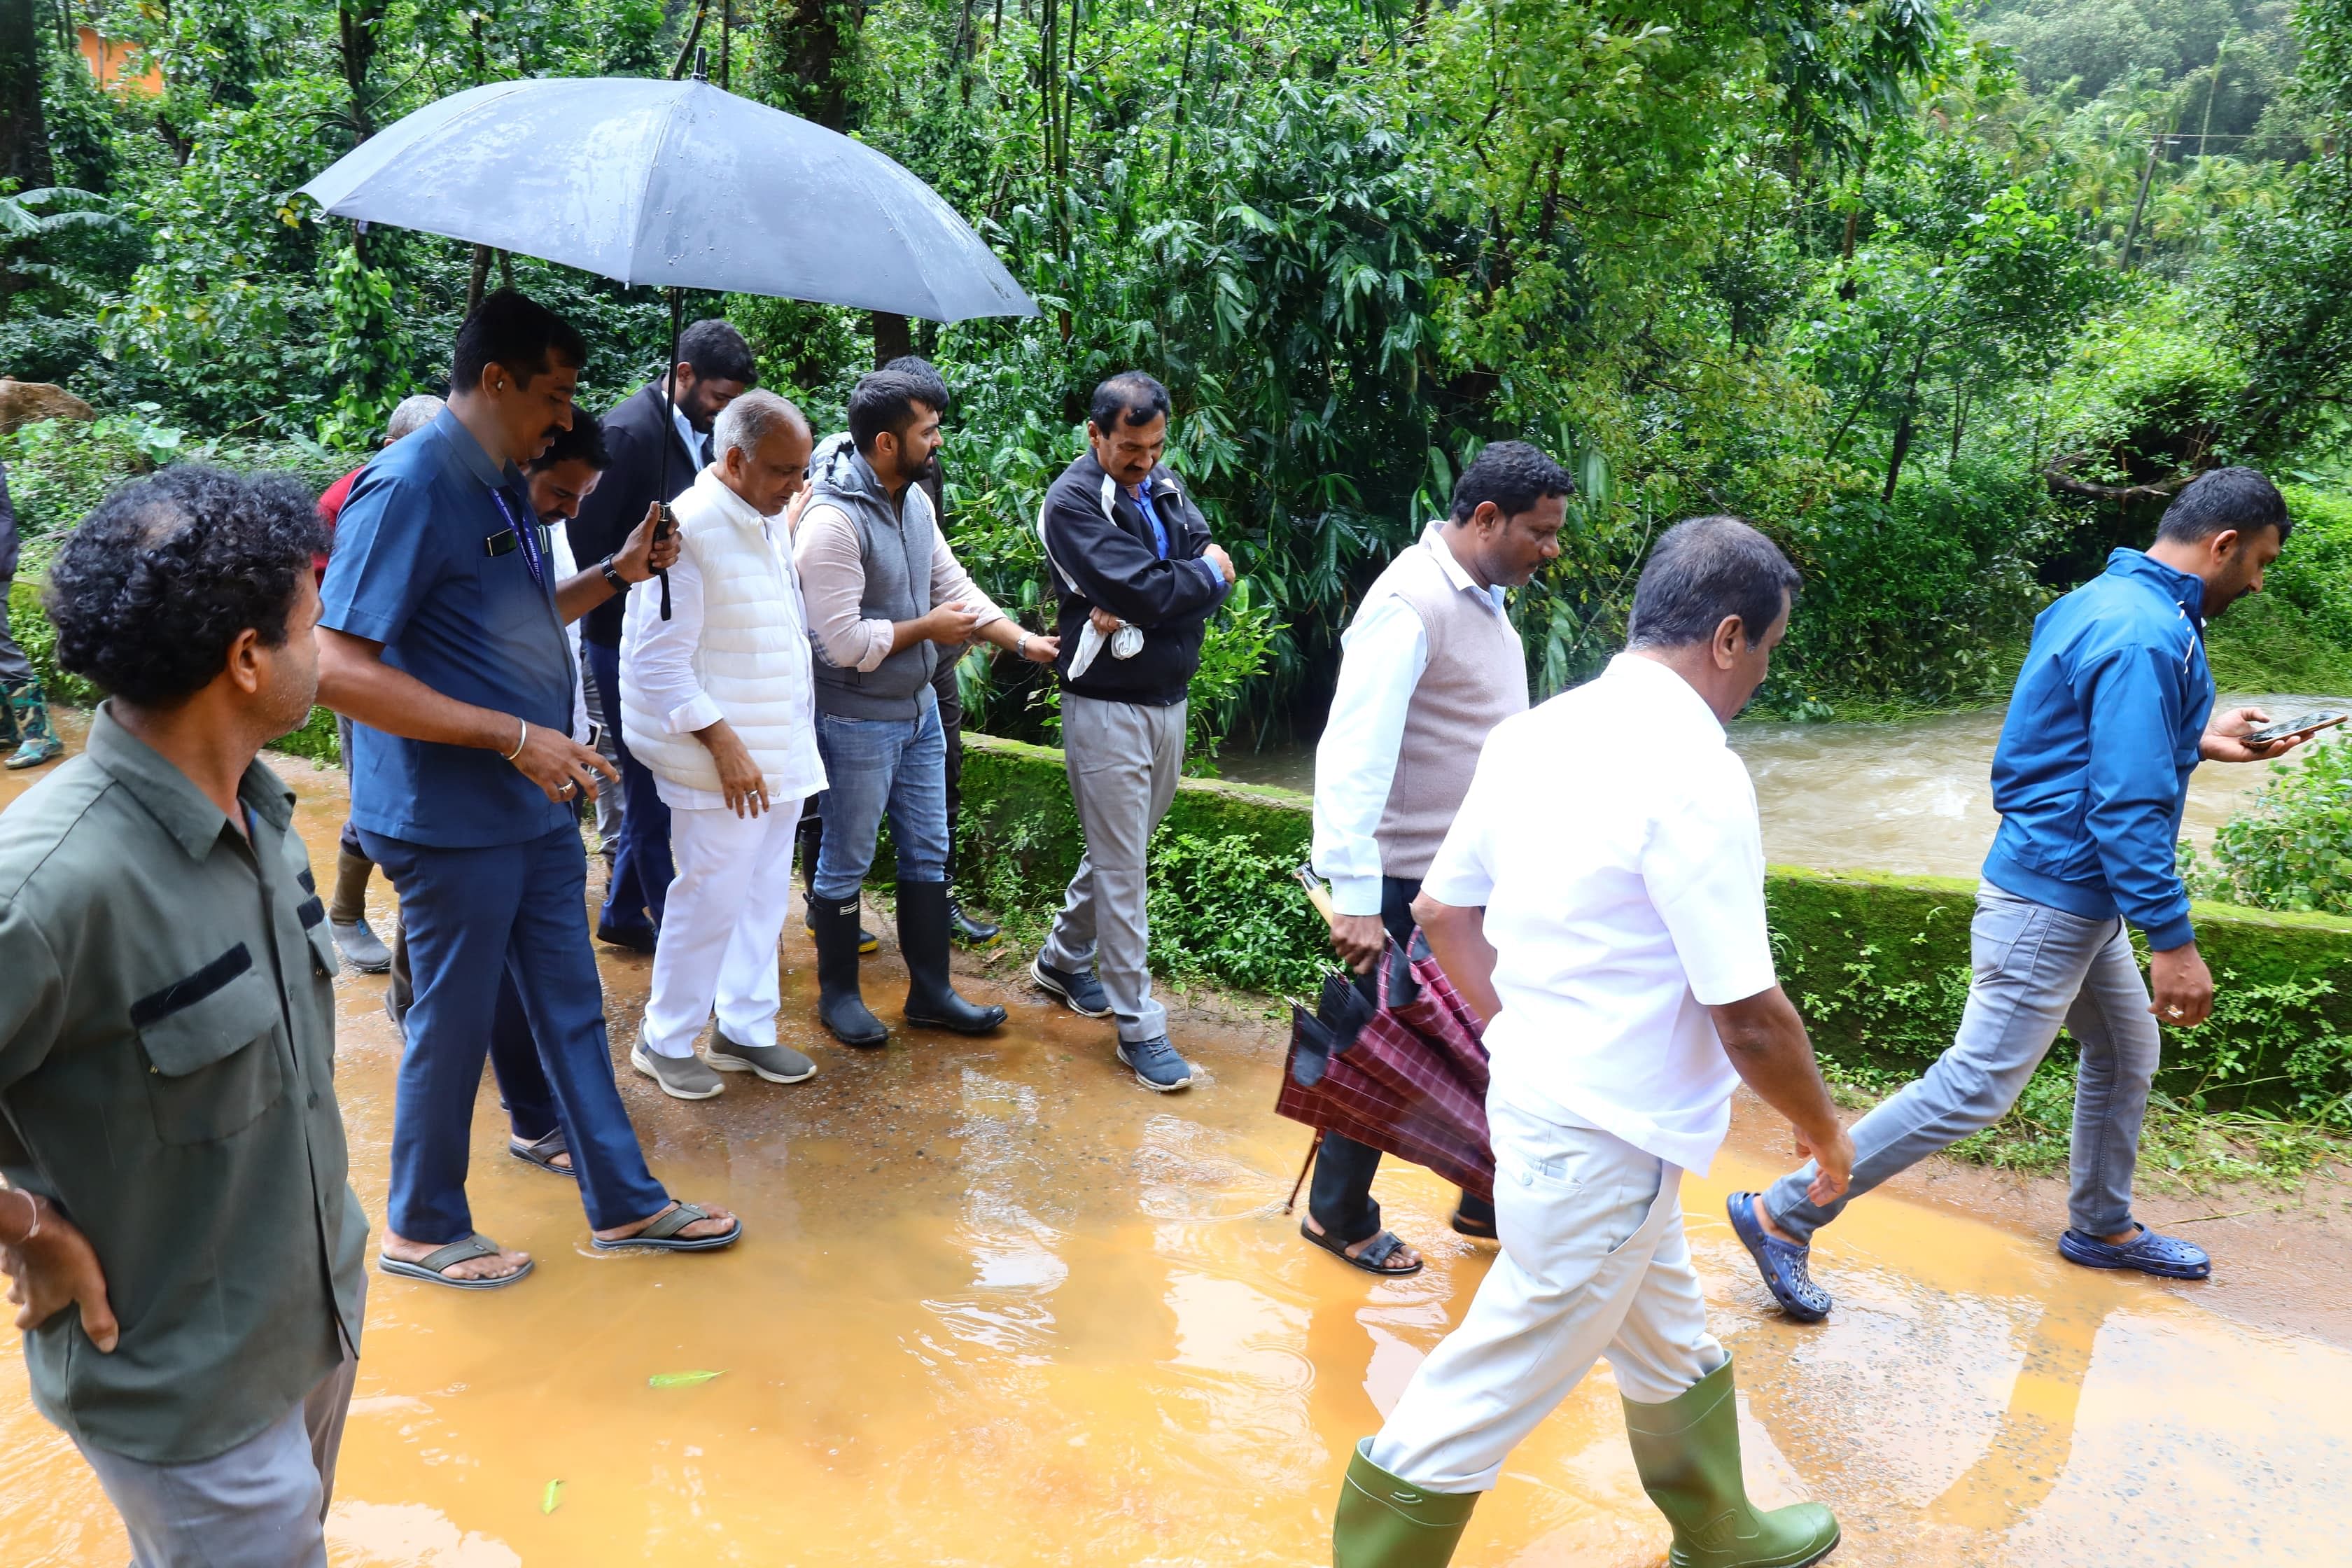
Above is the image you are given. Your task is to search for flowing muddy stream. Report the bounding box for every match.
[7,723,2352,1566]
[1217,693,2351,878]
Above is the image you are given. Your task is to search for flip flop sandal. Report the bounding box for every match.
[1450,1208,1497,1240]
[591,1200,743,1253]
[2057,1224,2211,1279]
[1301,1220,1424,1277]
[508,1127,577,1180]
[1727,1191,1832,1323]
[377,1233,534,1291]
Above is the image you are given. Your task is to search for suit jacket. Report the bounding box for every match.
[568,382,706,649]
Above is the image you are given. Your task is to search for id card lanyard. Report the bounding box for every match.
[490,489,547,590]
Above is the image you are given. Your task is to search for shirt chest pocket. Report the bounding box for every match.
[132,946,289,1145]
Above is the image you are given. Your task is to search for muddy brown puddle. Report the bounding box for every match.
[6,727,2351,1565]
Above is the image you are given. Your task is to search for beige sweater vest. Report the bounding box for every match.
[1373,538,1529,879]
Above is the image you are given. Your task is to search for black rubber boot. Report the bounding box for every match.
[947,895,1001,946]
[810,894,888,1046]
[897,881,1007,1034]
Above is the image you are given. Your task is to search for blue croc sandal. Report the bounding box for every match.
[1728,1191,1833,1323]
[2057,1224,2211,1279]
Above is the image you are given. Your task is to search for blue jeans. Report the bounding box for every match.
[811,700,949,902]
[360,825,671,1238]
[584,640,670,935]
[1764,882,2160,1242]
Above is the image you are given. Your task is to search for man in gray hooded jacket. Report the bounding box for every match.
[793,368,1058,1046]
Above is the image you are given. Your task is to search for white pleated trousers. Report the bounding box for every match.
[640,795,806,1058]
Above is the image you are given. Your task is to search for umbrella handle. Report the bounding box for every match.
[655,287,685,620]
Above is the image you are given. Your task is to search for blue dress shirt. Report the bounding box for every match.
[318,408,578,848]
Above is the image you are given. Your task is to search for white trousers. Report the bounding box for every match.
[1368,1096,1726,1492]
[640,796,806,1058]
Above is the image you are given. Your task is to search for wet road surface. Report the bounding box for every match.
[6,728,2351,1566]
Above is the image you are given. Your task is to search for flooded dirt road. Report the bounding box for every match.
[7,729,2352,1566]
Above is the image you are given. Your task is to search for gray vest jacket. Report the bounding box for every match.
[805,435,939,720]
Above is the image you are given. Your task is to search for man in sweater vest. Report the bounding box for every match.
[796,368,1060,1047]
[618,391,827,1100]
[1029,372,1238,1091]
[1304,441,1572,1278]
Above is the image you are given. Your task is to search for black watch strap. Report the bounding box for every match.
[599,554,629,592]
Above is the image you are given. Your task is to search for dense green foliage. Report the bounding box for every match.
[2185,735,2352,914]
[5,0,2352,741]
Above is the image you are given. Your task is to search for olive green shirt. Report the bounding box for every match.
[0,705,368,1463]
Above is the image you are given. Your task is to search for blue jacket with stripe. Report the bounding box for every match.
[1981,549,2213,952]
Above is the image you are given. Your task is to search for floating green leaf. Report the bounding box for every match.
[647,1370,724,1389]
[540,1480,563,1515]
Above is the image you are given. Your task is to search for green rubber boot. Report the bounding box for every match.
[4,678,61,770]
[1332,1438,1478,1568]
[1621,1357,1840,1568]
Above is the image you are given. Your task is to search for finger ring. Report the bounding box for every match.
[561,780,577,794]
[2167,1005,2183,1017]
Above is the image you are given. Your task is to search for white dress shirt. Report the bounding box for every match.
[1312,524,1508,916]
[623,470,827,811]
[1422,653,1777,1173]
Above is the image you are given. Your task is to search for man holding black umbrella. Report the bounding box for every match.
[318,290,741,1284]
[567,318,756,953]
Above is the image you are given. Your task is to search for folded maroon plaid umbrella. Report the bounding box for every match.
[1275,934,1494,1202]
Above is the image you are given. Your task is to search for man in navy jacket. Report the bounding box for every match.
[1028,372,1236,1091]
[1730,467,2311,1318]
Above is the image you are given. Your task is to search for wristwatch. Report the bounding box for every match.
[598,554,629,592]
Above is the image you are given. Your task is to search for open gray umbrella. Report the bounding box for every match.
[299,60,1037,611]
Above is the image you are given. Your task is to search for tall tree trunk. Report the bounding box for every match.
[467,244,491,317]
[0,0,55,192]
[870,311,911,368]
[337,2,386,140]
[759,0,862,132]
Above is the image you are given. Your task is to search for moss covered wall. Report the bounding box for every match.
[959,733,2352,1113]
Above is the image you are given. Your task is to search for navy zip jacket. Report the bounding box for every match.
[1982,548,2213,951]
[1040,449,1231,706]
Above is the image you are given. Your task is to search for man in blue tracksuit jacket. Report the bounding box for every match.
[1729,468,2312,1319]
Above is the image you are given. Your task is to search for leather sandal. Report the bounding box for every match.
[1302,1220,1423,1277]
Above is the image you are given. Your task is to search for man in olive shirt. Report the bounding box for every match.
[0,468,368,1567]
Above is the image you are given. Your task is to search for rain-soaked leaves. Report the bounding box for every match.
[540,1480,563,1514]
[647,1370,724,1388]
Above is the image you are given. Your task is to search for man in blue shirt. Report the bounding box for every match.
[317,290,740,1287]
[1732,468,2312,1320]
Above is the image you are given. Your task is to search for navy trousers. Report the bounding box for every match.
[584,639,671,937]
[360,824,670,1239]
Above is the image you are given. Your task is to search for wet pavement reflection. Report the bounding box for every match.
[6,733,2352,1565]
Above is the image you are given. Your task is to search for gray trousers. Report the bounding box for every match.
[1040,694,1186,1044]
[1765,882,2160,1243]
[74,1347,358,1568]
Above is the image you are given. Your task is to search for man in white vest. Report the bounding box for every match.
[1304,440,1571,1279]
[620,391,826,1100]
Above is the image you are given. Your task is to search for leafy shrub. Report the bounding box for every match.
[2204,485,2352,693]
[1144,832,1327,995]
[0,414,337,568]
[2182,736,2352,916]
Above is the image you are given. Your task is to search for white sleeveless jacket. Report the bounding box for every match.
[618,468,827,807]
